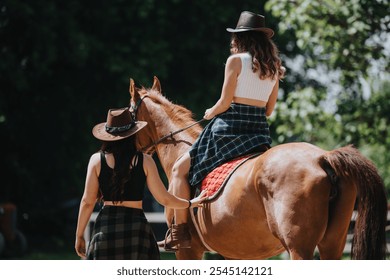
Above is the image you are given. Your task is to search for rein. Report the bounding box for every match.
[131,94,205,152]
[141,118,205,152]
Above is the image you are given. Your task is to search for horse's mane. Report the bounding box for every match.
[141,87,202,138]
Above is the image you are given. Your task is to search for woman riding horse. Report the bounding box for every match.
[160,11,285,251]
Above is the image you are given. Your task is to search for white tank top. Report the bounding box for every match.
[233,52,276,102]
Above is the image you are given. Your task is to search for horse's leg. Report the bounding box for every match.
[283,197,328,260]
[175,234,205,260]
[259,166,331,260]
[317,181,356,259]
[282,191,329,260]
[176,248,204,260]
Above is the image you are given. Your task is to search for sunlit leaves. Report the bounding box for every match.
[266,0,389,87]
[266,0,390,193]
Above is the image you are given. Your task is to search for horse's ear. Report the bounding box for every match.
[129,78,141,102]
[151,76,162,93]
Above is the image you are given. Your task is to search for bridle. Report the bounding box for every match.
[130,94,205,153]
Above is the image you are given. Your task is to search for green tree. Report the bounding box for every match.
[266,0,390,194]
[0,0,268,253]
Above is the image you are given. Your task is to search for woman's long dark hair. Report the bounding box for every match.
[231,31,284,79]
[100,135,137,203]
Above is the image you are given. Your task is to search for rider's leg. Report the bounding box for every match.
[172,153,191,224]
[161,153,192,250]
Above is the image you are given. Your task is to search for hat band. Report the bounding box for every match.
[105,122,135,134]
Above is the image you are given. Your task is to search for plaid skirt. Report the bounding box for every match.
[86,206,160,260]
[188,103,271,188]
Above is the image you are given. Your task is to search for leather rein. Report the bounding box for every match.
[130,95,205,153]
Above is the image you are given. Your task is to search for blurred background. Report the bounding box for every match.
[0,0,389,259]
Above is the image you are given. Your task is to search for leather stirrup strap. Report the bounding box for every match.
[189,207,216,252]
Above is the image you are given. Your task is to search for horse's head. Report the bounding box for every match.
[129,76,162,154]
[129,76,202,178]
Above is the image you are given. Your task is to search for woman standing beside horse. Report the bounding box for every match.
[75,108,207,260]
[160,11,285,251]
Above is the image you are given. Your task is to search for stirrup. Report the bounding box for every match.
[163,226,178,252]
[159,224,191,251]
[156,225,178,252]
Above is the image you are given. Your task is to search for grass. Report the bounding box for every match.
[19,251,230,260]
[7,245,390,260]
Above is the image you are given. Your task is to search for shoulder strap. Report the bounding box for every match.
[239,53,250,73]
[100,151,108,170]
[137,151,144,166]
[135,152,145,176]
[128,152,143,171]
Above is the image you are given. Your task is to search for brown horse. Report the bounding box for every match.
[129,76,388,260]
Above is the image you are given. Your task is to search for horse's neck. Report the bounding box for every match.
[144,94,201,181]
[154,118,198,181]
[156,120,201,181]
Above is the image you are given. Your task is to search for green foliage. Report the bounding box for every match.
[266,0,390,196]
[270,87,342,148]
[266,0,389,91]
[0,0,267,252]
[341,82,390,188]
[338,81,390,145]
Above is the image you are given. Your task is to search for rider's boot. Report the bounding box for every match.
[157,223,191,251]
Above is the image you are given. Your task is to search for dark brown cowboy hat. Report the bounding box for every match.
[92,107,147,141]
[226,11,274,38]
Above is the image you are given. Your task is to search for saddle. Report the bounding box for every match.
[199,152,261,200]
[190,152,262,252]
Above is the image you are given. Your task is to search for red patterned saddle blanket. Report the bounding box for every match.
[200,153,261,198]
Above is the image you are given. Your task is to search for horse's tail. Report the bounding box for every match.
[320,145,387,259]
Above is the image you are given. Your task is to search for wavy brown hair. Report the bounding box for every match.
[231,31,284,80]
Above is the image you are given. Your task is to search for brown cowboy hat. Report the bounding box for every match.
[226,11,274,38]
[92,107,147,141]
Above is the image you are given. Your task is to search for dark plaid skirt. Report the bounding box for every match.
[86,206,160,260]
[188,103,271,188]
